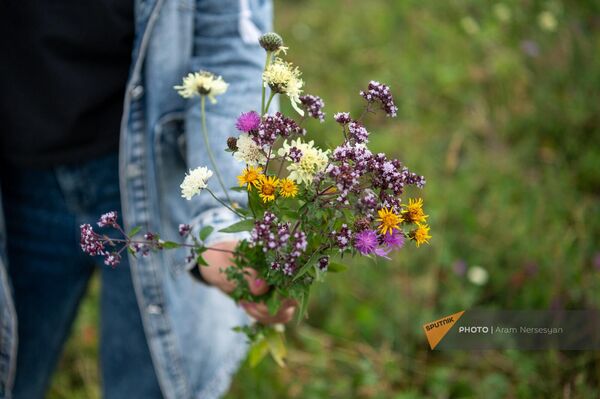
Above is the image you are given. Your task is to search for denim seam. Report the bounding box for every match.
[121,1,192,398]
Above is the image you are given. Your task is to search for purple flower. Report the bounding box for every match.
[354,229,378,255]
[104,252,121,267]
[178,224,191,237]
[97,211,118,228]
[318,256,330,271]
[299,94,325,122]
[235,111,261,132]
[253,112,305,146]
[80,223,106,256]
[334,112,351,125]
[288,146,303,162]
[332,224,352,250]
[348,121,369,144]
[453,260,467,276]
[360,81,398,117]
[383,230,404,249]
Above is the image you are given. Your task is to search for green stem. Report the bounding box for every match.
[206,188,244,218]
[264,91,276,115]
[260,51,272,117]
[200,96,233,204]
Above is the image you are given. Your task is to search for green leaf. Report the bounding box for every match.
[196,254,208,266]
[293,250,319,281]
[266,293,281,316]
[229,186,246,192]
[296,287,311,324]
[219,219,254,233]
[128,226,142,237]
[199,225,214,241]
[265,328,287,367]
[161,241,180,249]
[248,338,270,368]
[327,262,348,273]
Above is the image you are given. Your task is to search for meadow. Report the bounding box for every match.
[50,1,600,398]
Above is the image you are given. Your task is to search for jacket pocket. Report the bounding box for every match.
[153,112,191,274]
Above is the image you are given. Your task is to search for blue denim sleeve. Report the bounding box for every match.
[183,0,273,248]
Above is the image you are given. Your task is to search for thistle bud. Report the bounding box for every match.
[227,136,238,151]
[353,217,371,232]
[259,32,284,52]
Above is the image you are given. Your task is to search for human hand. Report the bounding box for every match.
[200,241,296,324]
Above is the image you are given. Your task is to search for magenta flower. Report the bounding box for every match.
[235,111,261,132]
[354,229,378,255]
[383,230,404,249]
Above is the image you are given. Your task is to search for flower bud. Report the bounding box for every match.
[227,136,238,151]
[259,32,284,52]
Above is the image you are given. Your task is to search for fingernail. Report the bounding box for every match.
[254,278,265,288]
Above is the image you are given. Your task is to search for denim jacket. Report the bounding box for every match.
[0,0,272,397]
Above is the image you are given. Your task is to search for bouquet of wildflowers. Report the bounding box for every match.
[80,32,431,366]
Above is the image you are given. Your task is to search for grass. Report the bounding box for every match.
[49,0,600,398]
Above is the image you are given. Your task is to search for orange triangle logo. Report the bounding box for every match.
[423,311,465,349]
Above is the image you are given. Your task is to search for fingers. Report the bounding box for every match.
[200,241,270,296]
[240,299,296,325]
[243,268,270,296]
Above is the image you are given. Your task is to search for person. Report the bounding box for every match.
[0,0,294,398]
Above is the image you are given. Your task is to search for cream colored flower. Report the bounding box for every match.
[174,71,228,103]
[233,133,267,166]
[278,138,329,185]
[262,58,305,116]
[467,266,489,286]
[180,166,213,200]
[538,11,557,32]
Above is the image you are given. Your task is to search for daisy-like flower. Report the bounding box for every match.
[262,58,305,115]
[354,229,378,255]
[233,133,267,165]
[277,138,329,185]
[256,175,279,203]
[376,207,402,235]
[402,198,428,224]
[411,223,431,247]
[279,178,298,198]
[174,71,228,103]
[237,166,263,190]
[180,166,213,200]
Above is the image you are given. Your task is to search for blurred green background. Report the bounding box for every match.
[49,0,600,398]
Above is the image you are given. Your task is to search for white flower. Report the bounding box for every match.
[174,71,228,103]
[233,134,267,165]
[262,58,305,116]
[467,266,489,286]
[180,166,213,200]
[278,138,329,185]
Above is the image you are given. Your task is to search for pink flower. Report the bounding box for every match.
[382,230,404,249]
[235,111,261,132]
[354,229,378,255]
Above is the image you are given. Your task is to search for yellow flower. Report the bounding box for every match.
[279,178,298,198]
[411,223,432,247]
[376,207,402,235]
[256,175,279,203]
[237,166,263,191]
[402,198,428,224]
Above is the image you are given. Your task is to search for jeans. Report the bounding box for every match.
[0,153,163,399]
